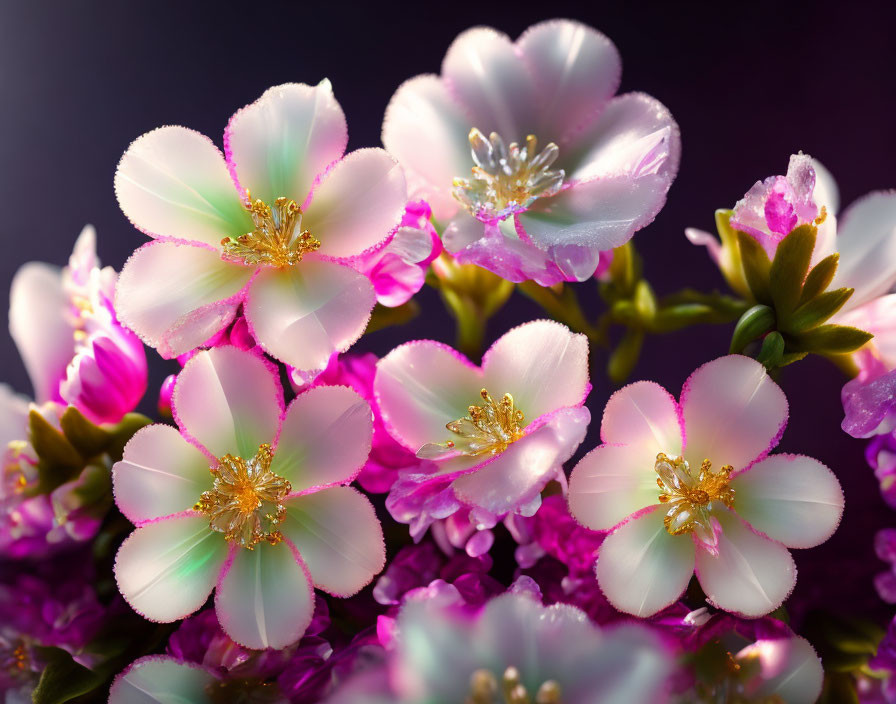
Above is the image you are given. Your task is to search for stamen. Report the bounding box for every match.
[453,129,564,222]
[465,667,563,704]
[655,453,734,541]
[221,194,321,267]
[193,444,291,549]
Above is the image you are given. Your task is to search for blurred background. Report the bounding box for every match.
[1,0,894,623]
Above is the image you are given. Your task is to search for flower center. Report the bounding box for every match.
[467,667,562,704]
[453,128,564,222]
[193,444,291,550]
[220,195,321,268]
[655,453,734,539]
[3,440,32,494]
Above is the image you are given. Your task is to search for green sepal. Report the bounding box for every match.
[633,280,657,322]
[788,288,854,332]
[800,253,840,304]
[607,327,644,385]
[29,410,84,494]
[788,324,874,354]
[736,231,772,304]
[607,241,641,296]
[59,407,111,459]
[769,224,817,320]
[30,646,106,704]
[729,304,776,353]
[756,331,785,369]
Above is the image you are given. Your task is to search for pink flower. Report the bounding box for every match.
[111,346,385,649]
[382,19,680,285]
[568,355,844,618]
[375,320,591,534]
[9,226,147,424]
[114,80,408,374]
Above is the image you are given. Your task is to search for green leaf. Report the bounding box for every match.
[787,288,855,332]
[779,351,809,367]
[800,253,840,304]
[789,324,874,354]
[769,224,817,318]
[736,231,772,304]
[59,407,111,458]
[757,331,785,369]
[729,304,776,353]
[31,646,105,704]
[607,328,644,385]
[29,410,84,493]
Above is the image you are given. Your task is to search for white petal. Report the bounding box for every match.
[0,384,29,449]
[737,637,824,704]
[834,191,896,307]
[108,656,216,704]
[600,380,684,454]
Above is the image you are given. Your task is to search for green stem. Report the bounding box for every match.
[517,281,604,344]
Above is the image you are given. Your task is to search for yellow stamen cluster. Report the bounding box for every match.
[4,440,31,494]
[655,453,734,538]
[446,388,525,457]
[466,667,562,704]
[193,444,291,549]
[221,195,320,268]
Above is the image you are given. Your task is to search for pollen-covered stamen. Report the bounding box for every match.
[655,453,734,541]
[220,194,321,267]
[467,667,563,704]
[453,128,564,222]
[193,444,291,550]
[417,388,525,460]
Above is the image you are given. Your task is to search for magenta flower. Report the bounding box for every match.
[375,320,591,532]
[9,226,147,424]
[382,19,680,285]
[114,80,408,374]
[112,346,385,649]
[568,355,844,618]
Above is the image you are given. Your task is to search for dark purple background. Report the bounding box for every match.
[1,1,894,622]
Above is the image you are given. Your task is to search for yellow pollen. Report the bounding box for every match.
[193,444,291,549]
[221,194,321,268]
[655,453,734,538]
[467,666,563,704]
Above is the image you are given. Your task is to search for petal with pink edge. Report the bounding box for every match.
[9,262,73,403]
[837,294,896,368]
[225,80,347,207]
[245,261,375,374]
[833,191,896,307]
[695,508,796,617]
[681,355,788,471]
[270,385,373,492]
[302,148,407,259]
[600,380,683,454]
[731,454,843,549]
[114,514,227,622]
[517,20,621,144]
[109,657,216,704]
[174,347,281,459]
[382,75,472,222]
[282,486,385,597]
[113,424,213,524]
[215,540,314,649]
[375,340,483,451]
[481,320,589,420]
[738,637,824,704]
[568,442,663,532]
[452,406,590,515]
[595,506,695,617]
[115,126,251,246]
[115,241,253,358]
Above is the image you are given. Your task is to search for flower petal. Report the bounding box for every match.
[600,380,684,454]
[115,241,253,358]
[834,191,896,307]
[837,294,896,368]
[0,384,29,449]
[225,80,347,207]
[452,406,590,515]
[302,148,407,258]
[517,19,621,144]
[9,262,73,402]
[173,347,281,458]
[114,514,227,622]
[681,355,788,471]
[731,454,843,549]
[271,385,373,492]
[738,637,824,704]
[382,75,471,222]
[695,508,796,617]
[215,540,314,649]
[108,656,216,704]
[568,442,663,532]
[595,506,695,617]
[245,261,375,374]
[481,320,589,420]
[115,126,250,246]
[374,340,483,451]
[282,486,385,597]
[113,424,213,524]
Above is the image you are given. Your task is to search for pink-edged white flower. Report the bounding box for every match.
[111,345,385,649]
[383,19,680,285]
[375,320,591,533]
[568,355,844,619]
[109,656,219,704]
[114,80,408,374]
[9,226,147,425]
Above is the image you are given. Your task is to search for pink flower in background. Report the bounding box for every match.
[568,355,844,618]
[114,80,408,374]
[867,431,896,510]
[375,320,591,541]
[9,226,147,425]
[112,346,385,649]
[383,19,680,285]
